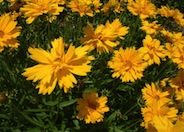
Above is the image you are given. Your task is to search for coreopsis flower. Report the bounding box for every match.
[92,0,102,13]
[164,43,175,59]
[127,0,156,20]
[171,69,184,102]
[157,5,173,18]
[76,91,109,124]
[140,20,161,36]
[108,47,147,82]
[179,112,184,121]
[172,47,184,69]
[22,37,94,95]
[20,0,64,24]
[169,32,184,49]
[0,13,21,52]
[105,18,129,39]
[139,35,165,65]
[141,104,178,128]
[160,78,170,88]
[151,116,184,132]
[67,0,101,17]
[142,83,171,107]
[171,9,184,27]
[151,116,174,132]
[171,120,184,132]
[158,6,184,26]
[160,29,173,41]
[102,0,124,14]
[79,24,118,54]
[175,89,184,102]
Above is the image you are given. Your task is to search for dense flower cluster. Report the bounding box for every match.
[1,0,184,129]
[141,74,184,131]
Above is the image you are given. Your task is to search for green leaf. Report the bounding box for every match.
[59,99,77,109]
[24,109,49,113]
[0,114,9,119]
[42,97,59,106]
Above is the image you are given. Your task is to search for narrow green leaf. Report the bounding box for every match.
[24,109,49,113]
[59,99,77,109]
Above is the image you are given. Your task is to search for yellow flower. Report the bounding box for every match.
[170,32,184,49]
[152,116,174,132]
[0,0,3,3]
[164,42,175,59]
[172,9,184,27]
[171,120,184,132]
[67,0,94,17]
[127,0,156,20]
[76,91,109,124]
[0,13,21,52]
[142,83,171,107]
[20,0,64,24]
[158,5,184,26]
[108,47,147,82]
[179,112,184,121]
[160,78,170,88]
[140,20,161,36]
[102,0,124,14]
[157,5,173,18]
[172,47,184,69]
[139,35,165,65]
[151,116,184,132]
[141,104,178,128]
[22,37,94,95]
[160,29,173,41]
[175,89,184,102]
[171,69,184,102]
[105,18,129,39]
[79,24,118,54]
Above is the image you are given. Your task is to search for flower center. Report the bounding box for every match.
[88,102,97,110]
[38,3,50,13]
[0,30,4,38]
[154,95,160,100]
[53,57,68,72]
[124,60,132,69]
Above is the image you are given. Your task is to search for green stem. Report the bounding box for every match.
[123,103,137,116]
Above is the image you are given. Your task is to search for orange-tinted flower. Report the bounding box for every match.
[76,91,109,124]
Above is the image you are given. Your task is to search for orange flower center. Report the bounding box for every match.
[124,60,132,69]
[37,3,50,13]
[53,57,68,71]
[88,102,98,110]
[154,95,160,100]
